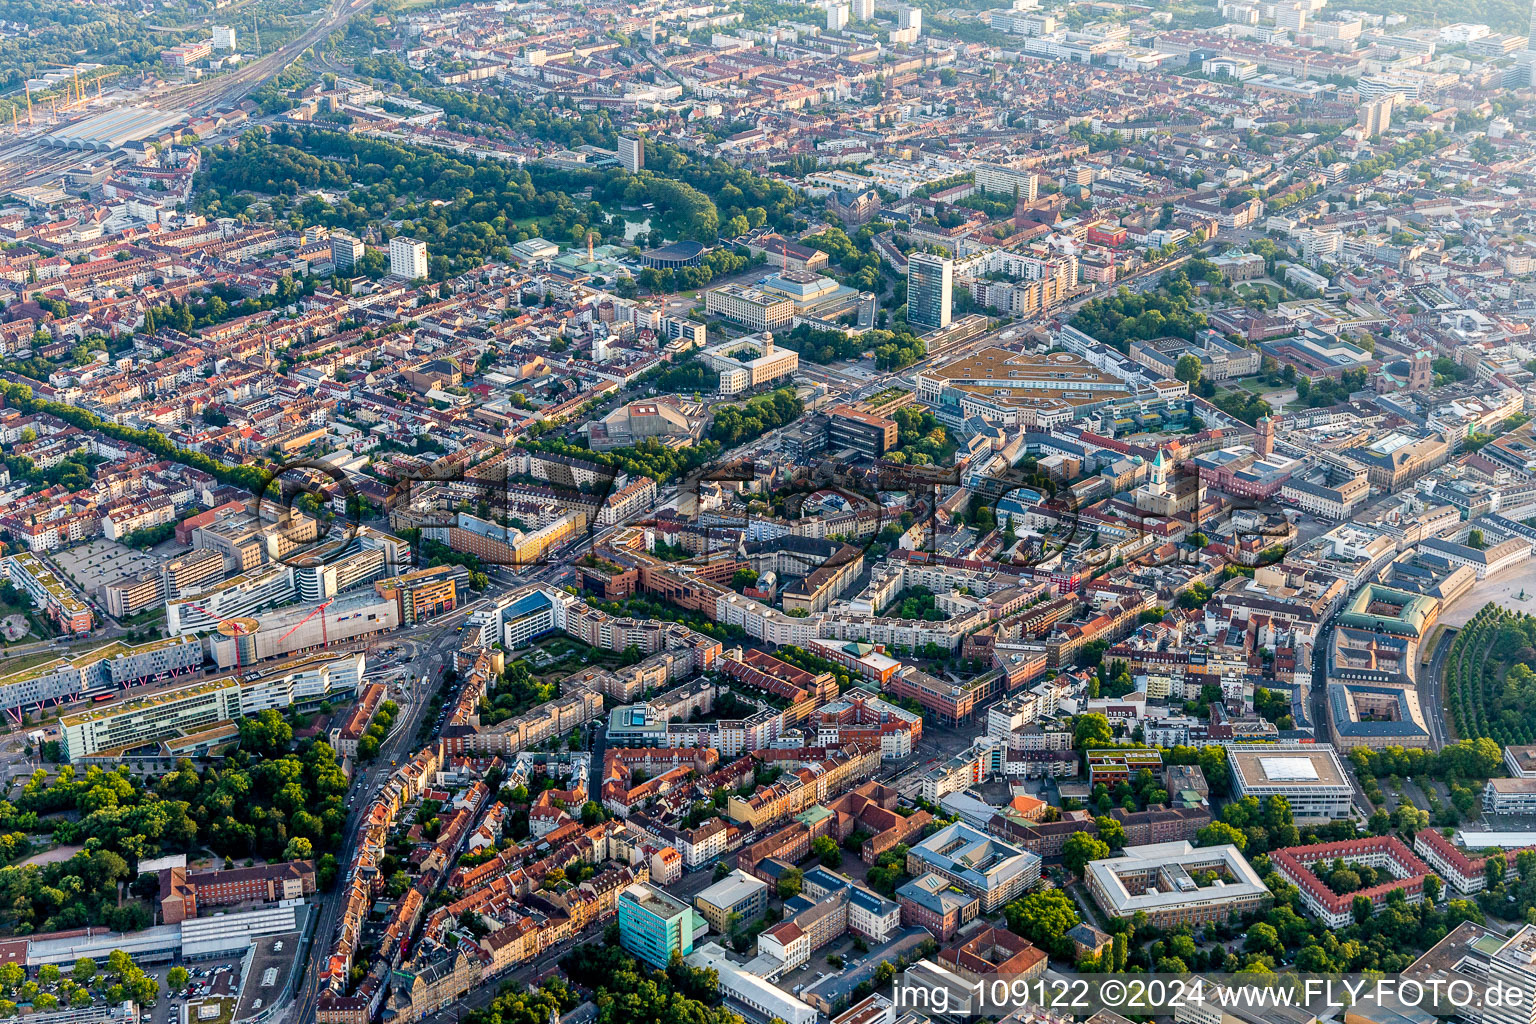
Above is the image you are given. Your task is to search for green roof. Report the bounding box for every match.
[0,635,196,689]
[1337,583,1437,638]
[795,805,833,827]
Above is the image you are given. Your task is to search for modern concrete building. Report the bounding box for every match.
[0,634,203,715]
[1485,924,1536,1024]
[1484,778,1536,816]
[905,822,1040,912]
[162,547,227,599]
[907,253,953,331]
[1084,841,1268,927]
[1506,746,1536,778]
[389,236,428,280]
[103,570,167,619]
[915,348,1130,427]
[694,869,769,933]
[617,882,704,967]
[974,164,1039,201]
[1358,95,1394,138]
[60,651,365,760]
[331,233,365,274]
[618,135,644,173]
[1226,744,1354,821]
[705,284,796,332]
[827,405,898,459]
[206,590,400,668]
[165,565,297,634]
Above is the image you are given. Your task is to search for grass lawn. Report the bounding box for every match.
[188,998,234,1024]
[118,607,167,630]
[508,216,562,240]
[0,593,47,645]
[1237,283,1286,304]
[524,636,626,678]
[1220,378,1290,397]
[0,649,68,676]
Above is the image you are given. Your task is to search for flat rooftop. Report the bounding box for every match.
[696,871,767,909]
[1086,841,1268,915]
[622,882,692,918]
[61,651,357,726]
[1227,745,1350,790]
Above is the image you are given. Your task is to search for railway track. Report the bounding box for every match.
[156,0,372,114]
[0,143,86,191]
[0,0,369,190]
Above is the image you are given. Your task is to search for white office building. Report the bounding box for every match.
[618,135,644,174]
[1226,744,1354,821]
[1486,924,1536,1024]
[687,943,818,1024]
[389,236,428,280]
[975,165,1039,201]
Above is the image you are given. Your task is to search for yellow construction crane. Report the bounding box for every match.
[38,63,89,111]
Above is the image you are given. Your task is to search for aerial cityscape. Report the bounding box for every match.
[3,0,1536,1021]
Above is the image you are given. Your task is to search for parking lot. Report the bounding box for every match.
[51,540,163,595]
[130,955,246,1024]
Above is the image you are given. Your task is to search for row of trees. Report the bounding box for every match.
[1346,738,1504,783]
[1446,604,1536,746]
[636,246,759,294]
[0,379,270,496]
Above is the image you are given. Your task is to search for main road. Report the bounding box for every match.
[287,599,484,1024]
[1420,625,1455,750]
